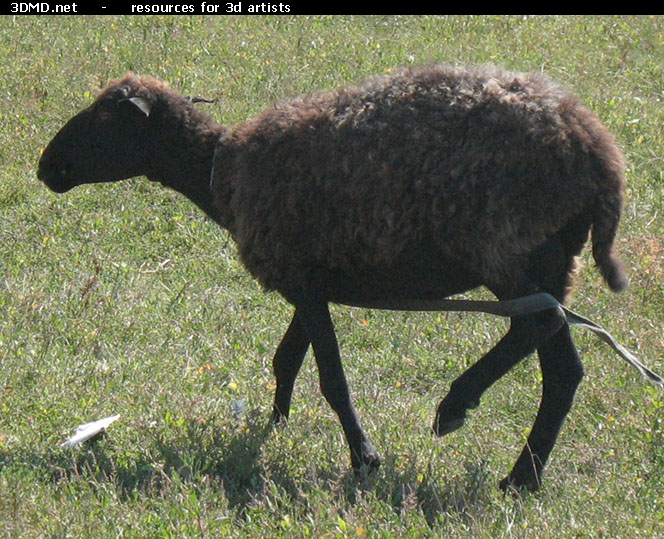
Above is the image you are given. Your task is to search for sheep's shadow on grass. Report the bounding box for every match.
[152,418,497,526]
[327,453,496,527]
[0,416,496,527]
[159,418,497,527]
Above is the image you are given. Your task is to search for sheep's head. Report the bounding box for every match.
[38,74,155,193]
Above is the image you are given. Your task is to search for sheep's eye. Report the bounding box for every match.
[93,99,117,122]
[95,98,115,111]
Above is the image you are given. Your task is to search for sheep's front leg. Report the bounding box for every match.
[295,296,380,472]
[270,311,310,424]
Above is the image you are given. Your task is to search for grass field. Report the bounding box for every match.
[1,15,663,537]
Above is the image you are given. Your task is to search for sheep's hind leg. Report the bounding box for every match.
[270,310,310,424]
[498,236,586,491]
[433,305,566,486]
[295,294,380,472]
[500,319,584,492]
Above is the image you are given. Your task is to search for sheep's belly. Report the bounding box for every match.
[317,250,484,307]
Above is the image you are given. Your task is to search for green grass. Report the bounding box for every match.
[1,15,663,537]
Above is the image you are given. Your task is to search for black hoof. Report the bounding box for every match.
[360,453,381,472]
[432,397,475,437]
[499,472,540,495]
[269,402,291,426]
[432,416,465,437]
[352,444,381,475]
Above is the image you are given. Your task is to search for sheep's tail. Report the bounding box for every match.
[592,212,628,293]
[590,144,629,293]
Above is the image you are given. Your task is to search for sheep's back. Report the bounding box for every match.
[214,65,618,295]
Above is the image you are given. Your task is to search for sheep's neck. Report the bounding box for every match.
[145,109,227,225]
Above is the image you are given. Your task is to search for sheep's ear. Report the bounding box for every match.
[125,96,151,117]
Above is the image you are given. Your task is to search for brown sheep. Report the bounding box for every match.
[38,65,628,492]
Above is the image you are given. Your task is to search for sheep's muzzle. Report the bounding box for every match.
[37,150,76,193]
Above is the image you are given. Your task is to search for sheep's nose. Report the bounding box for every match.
[37,153,74,193]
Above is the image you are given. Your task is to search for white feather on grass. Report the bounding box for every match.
[61,414,121,448]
